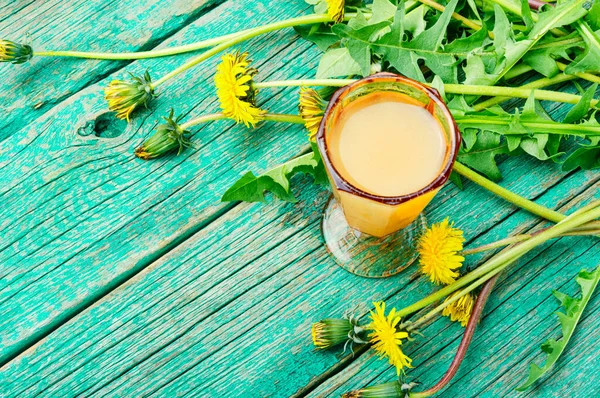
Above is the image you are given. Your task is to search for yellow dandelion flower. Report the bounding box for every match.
[417,218,465,285]
[442,292,475,327]
[327,0,345,24]
[0,39,33,64]
[368,301,412,375]
[215,51,264,127]
[105,70,155,121]
[299,87,326,141]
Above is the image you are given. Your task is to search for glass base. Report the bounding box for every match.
[322,197,426,278]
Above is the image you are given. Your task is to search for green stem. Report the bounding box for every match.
[452,161,564,223]
[32,31,241,60]
[454,116,600,136]
[253,79,356,89]
[180,113,227,129]
[32,11,361,61]
[444,84,596,107]
[151,13,368,88]
[395,204,600,319]
[257,78,594,108]
[180,112,303,129]
[472,73,577,111]
[485,0,568,37]
[461,235,532,255]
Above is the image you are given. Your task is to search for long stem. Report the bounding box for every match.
[452,162,565,223]
[257,78,595,107]
[180,112,303,129]
[472,73,577,111]
[444,84,596,107]
[253,79,356,89]
[396,205,600,318]
[32,12,354,61]
[151,13,369,88]
[461,235,532,255]
[180,113,226,129]
[453,115,600,136]
[32,31,241,60]
[409,276,500,398]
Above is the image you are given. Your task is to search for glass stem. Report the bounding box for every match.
[151,13,368,88]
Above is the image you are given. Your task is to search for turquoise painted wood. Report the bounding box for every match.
[0,1,598,397]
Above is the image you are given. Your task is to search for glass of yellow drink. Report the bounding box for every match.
[316,72,461,278]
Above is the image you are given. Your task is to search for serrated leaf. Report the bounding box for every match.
[566,20,600,74]
[375,0,463,83]
[316,47,362,78]
[457,130,509,180]
[294,24,339,52]
[563,83,597,123]
[369,0,397,24]
[517,266,600,391]
[221,150,327,203]
[332,21,392,76]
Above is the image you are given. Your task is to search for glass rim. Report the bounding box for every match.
[316,72,462,206]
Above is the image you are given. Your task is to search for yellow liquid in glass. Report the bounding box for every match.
[328,92,447,197]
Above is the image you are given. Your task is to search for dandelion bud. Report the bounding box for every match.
[311,318,355,349]
[105,70,156,121]
[442,292,475,327]
[134,109,190,160]
[327,0,345,24]
[0,40,33,64]
[342,381,403,398]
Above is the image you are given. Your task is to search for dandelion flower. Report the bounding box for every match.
[0,39,33,64]
[442,292,475,327]
[368,301,412,375]
[417,218,465,285]
[215,51,263,127]
[327,0,345,23]
[299,87,327,141]
[105,70,155,121]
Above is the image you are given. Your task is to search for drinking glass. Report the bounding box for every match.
[316,72,461,278]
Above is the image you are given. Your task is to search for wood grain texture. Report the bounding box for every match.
[0,0,315,364]
[1,0,599,397]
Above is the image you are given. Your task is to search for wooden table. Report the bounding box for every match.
[1,1,599,396]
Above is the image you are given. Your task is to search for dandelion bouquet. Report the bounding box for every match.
[3,0,600,396]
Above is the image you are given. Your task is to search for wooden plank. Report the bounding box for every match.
[0,0,227,143]
[1,149,597,396]
[0,0,315,364]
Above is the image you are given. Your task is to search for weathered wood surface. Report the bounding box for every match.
[0,0,599,397]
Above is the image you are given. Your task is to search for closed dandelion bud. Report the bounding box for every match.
[312,318,354,349]
[442,292,475,327]
[299,87,327,142]
[0,40,33,64]
[105,70,156,121]
[342,381,403,398]
[135,109,190,160]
